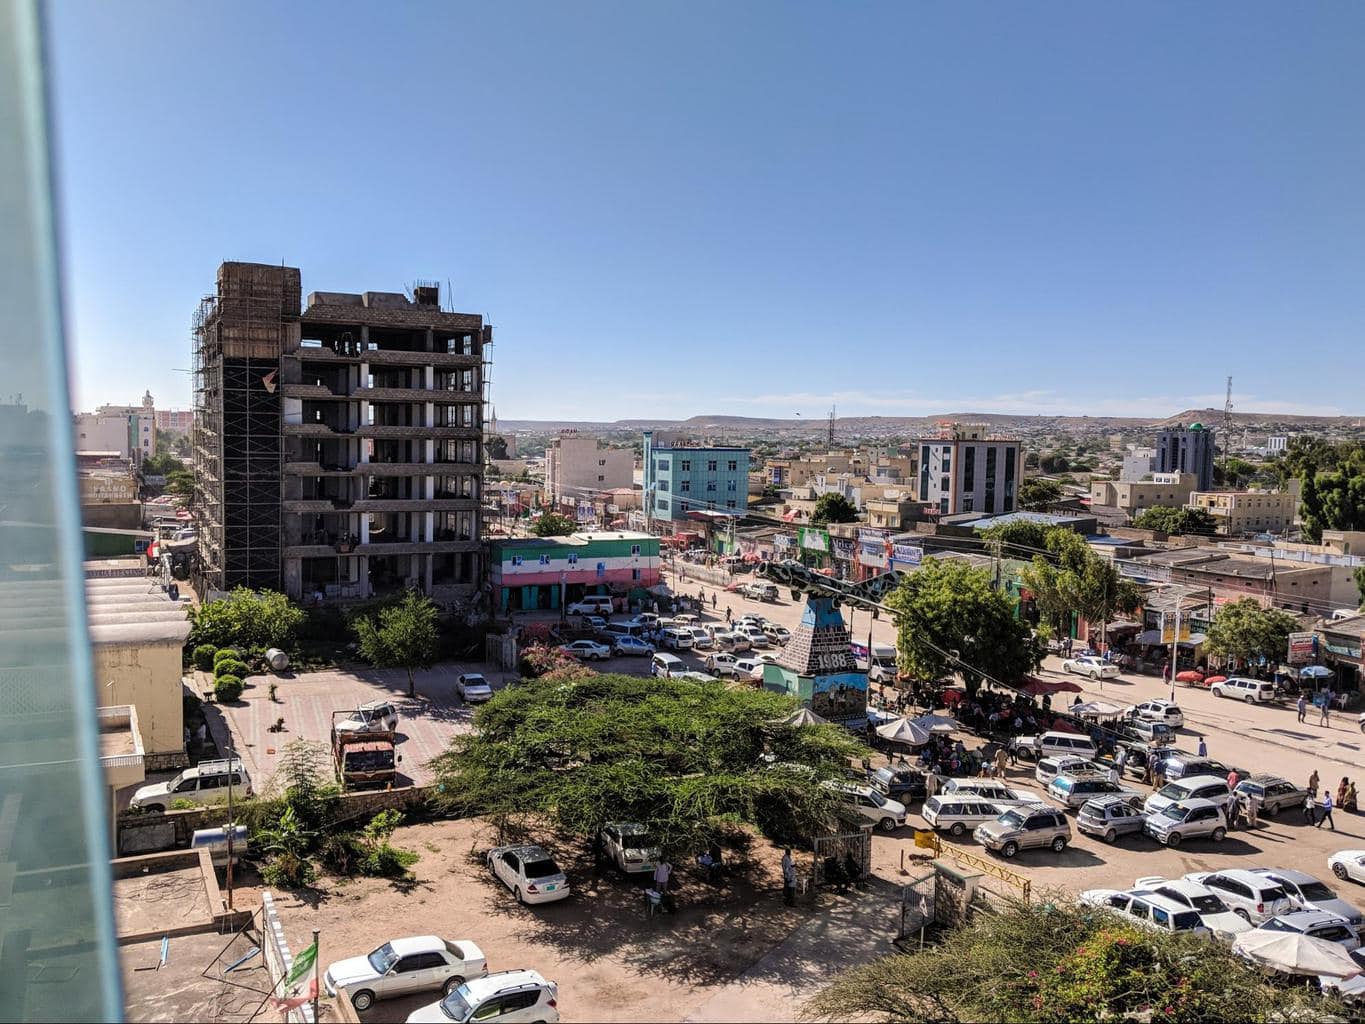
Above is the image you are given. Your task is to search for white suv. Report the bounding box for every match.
[1080,889,1211,938]
[1183,869,1295,924]
[824,781,907,832]
[566,595,613,616]
[1143,798,1228,848]
[129,758,252,812]
[1209,677,1277,703]
[406,969,560,1023]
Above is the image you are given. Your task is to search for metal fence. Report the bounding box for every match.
[812,827,872,886]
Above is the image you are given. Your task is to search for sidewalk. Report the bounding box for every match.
[684,881,899,1023]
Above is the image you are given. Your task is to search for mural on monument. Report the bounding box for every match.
[810,672,867,720]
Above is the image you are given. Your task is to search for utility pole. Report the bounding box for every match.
[1221,376,1233,480]
[827,405,836,449]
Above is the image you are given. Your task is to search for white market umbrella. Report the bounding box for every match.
[876,717,932,747]
[1072,700,1126,720]
[909,713,960,735]
[776,707,829,728]
[1233,930,1363,979]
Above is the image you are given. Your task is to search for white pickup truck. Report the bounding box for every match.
[323,936,488,1012]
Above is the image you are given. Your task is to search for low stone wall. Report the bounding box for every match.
[111,848,251,943]
[118,785,432,856]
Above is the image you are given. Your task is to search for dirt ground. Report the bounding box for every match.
[269,817,819,1023]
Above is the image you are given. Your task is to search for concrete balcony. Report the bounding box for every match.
[98,705,146,791]
[284,461,357,476]
[281,382,344,399]
[351,496,479,514]
[286,347,480,368]
[355,424,481,440]
[282,498,354,513]
[283,537,480,559]
[282,421,353,437]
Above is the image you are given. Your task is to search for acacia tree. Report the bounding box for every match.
[1132,505,1218,535]
[803,897,1339,1023]
[1020,529,1141,647]
[811,492,859,525]
[533,512,577,537]
[428,670,868,854]
[1205,598,1301,670]
[352,590,439,697]
[187,587,307,651]
[1017,477,1063,510]
[883,558,1042,695]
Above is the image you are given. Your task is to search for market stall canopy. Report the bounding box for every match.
[775,707,829,728]
[1071,700,1126,720]
[1137,629,1208,647]
[1301,665,1334,679]
[909,713,960,734]
[876,717,932,747]
[1020,676,1083,696]
[1233,930,1362,979]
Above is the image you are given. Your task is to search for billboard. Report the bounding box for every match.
[1287,632,1317,665]
[799,527,830,552]
[1159,612,1192,645]
[891,543,923,567]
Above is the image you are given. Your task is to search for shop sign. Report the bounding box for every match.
[799,527,830,552]
[891,543,922,566]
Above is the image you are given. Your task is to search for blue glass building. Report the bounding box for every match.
[642,431,751,523]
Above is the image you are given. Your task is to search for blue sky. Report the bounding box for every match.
[48,1,1365,421]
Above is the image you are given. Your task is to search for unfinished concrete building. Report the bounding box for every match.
[192,262,489,603]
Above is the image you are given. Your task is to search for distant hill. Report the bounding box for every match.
[496,409,1363,435]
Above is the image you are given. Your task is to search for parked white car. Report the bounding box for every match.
[733,657,765,682]
[824,781,907,832]
[1134,876,1253,940]
[704,652,739,677]
[1183,869,1295,924]
[334,699,399,734]
[324,936,487,1013]
[710,630,752,653]
[737,625,771,648]
[650,652,684,678]
[597,822,661,876]
[455,674,493,703]
[558,639,611,661]
[1246,868,1364,932]
[129,758,251,813]
[942,779,1047,807]
[1143,775,1234,816]
[1209,676,1277,703]
[1330,850,1365,887]
[566,596,613,616]
[487,845,571,905]
[1127,699,1184,728]
[1062,656,1120,680]
[406,969,560,1024]
[1080,889,1211,939]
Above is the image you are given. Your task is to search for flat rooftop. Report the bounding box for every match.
[82,567,192,645]
[495,530,655,549]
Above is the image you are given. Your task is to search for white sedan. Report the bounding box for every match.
[488,844,571,905]
[733,657,766,682]
[704,652,739,677]
[323,936,488,1013]
[455,673,493,703]
[558,640,611,661]
[1062,656,1120,680]
[1330,850,1365,886]
[1133,876,1252,940]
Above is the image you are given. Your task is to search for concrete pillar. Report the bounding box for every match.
[425,327,434,353]
[425,365,434,391]
[360,516,370,544]
[359,555,371,598]
[423,554,433,593]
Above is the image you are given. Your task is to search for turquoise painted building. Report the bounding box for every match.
[643,431,751,523]
[490,530,660,612]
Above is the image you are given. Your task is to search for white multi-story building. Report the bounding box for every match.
[74,392,156,464]
[544,433,633,512]
[916,424,1022,517]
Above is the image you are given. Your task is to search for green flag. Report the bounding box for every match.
[274,939,318,1010]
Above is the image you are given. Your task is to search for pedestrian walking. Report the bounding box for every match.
[1317,793,1336,831]
[1320,699,1331,727]
[1108,764,1120,786]
[653,859,676,912]
[1152,764,1166,791]
[1227,796,1241,830]
[1297,694,1308,723]
[1304,791,1318,825]
[1309,770,1320,798]
[781,848,797,906]
[711,593,717,609]
[1197,736,1207,758]
[725,606,732,623]
[1226,769,1240,791]
[994,746,1009,778]
[924,771,939,800]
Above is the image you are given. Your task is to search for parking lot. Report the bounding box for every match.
[208,662,515,791]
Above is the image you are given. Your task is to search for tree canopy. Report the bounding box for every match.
[803,897,1339,1024]
[978,519,1051,555]
[1020,529,1141,641]
[533,512,577,537]
[352,590,439,696]
[1017,477,1063,511]
[810,492,859,526]
[883,558,1042,695]
[1132,505,1217,536]
[428,670,868,854]
[187,587,306,652]
[1204,598,1301,669]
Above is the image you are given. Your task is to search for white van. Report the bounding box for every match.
[921,795,1010,838]
[567,594,614,616]
[1011,731,1099,762]
[660,627,694,651]
[650,653,684,678]
[942,779,1047,806]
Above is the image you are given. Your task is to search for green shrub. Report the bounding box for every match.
[188,588,306,651]
[261,852,316,888]
[213,648,241,669]
[170,798,198,810]
[192,644,218,672]
[214,659,250,681]
[214,675,244,702]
